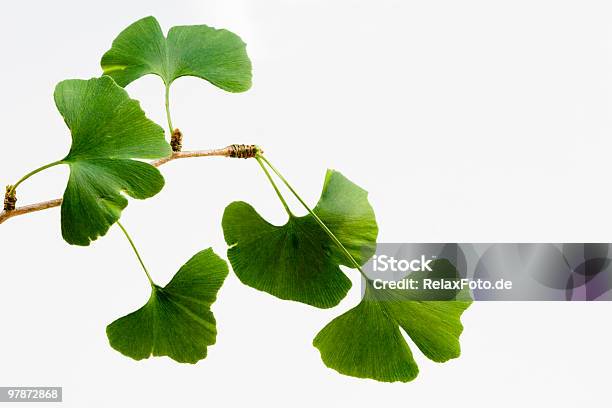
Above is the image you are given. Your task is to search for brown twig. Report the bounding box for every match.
[0,145,259,225]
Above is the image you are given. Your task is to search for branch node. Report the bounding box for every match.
[171,128,183,152]
[228,144,262,159]
[4,185,16,211]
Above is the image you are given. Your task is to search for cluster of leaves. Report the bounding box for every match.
[8,16,471,382]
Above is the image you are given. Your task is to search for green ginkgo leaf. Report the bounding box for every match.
[313,259,471,382]
[101,16,252,92]
[222,170,378,308]
[54,76,171,246]
[107,248,229,363]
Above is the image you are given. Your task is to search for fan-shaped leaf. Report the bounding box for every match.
[222,170,378,308]
[313,260,471,382]
[55,76,171,245]
[101,16,252,92]
[106,248,229,363]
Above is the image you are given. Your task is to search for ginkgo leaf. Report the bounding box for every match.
[55,76,171,246]
[313,259,471,382]
[106,248,229,363]
[101,16,252,92]
[222,170,378,308]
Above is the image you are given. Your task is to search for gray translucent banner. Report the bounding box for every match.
[361,243,612,301]
[0,387,62,402]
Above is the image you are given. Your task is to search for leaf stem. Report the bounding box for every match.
[257,155,367,277]
[10,160,64,193]
[116,221,155,287]
[256,156,293,217]
[165,84,174,135]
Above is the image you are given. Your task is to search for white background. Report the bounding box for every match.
[1,0,611,406]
